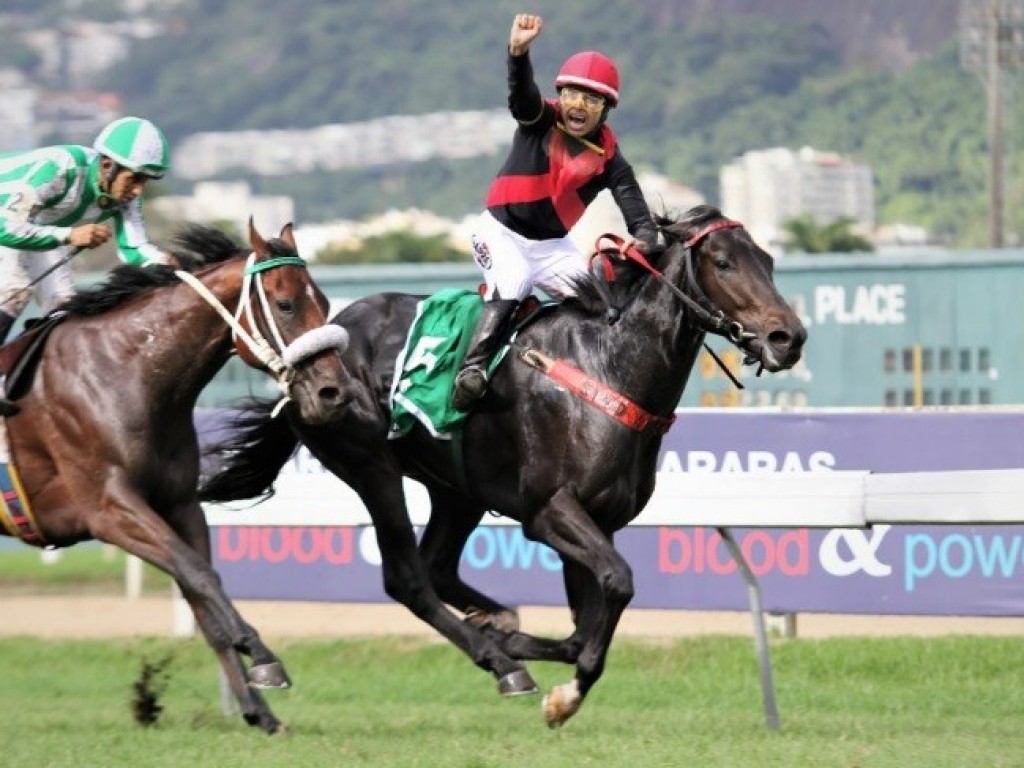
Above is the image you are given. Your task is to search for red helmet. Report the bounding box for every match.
[554,51,620,107]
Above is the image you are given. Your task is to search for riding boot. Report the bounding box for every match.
[0,312,19,416]
[452,299,519,411]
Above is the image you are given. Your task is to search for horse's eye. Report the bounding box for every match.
[276,299,295,314]
[714,257,731,270]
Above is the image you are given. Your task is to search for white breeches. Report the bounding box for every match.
[0,246,77,316]
[470,211,588,301]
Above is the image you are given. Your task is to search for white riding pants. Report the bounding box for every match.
[0,246,77,317]
[470,211,588,301]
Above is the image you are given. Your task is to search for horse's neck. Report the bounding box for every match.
[607,261,705,415]
[150,271,240,399]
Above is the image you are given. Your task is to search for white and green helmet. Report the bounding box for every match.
[93,117,171,178]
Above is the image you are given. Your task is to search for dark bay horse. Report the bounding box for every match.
[199,205,806,727]
[0,221,352,734]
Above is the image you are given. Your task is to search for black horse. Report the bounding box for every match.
[200,205,806,727]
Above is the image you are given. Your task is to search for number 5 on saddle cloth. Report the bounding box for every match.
[388,288,544,440]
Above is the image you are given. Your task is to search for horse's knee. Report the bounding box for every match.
[600,564,634,606]
[382,571,433,614]
[425,560,457,596]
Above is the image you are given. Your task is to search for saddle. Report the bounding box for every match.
[0,314,67,402]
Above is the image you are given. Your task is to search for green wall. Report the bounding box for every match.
[177,251,1024,409]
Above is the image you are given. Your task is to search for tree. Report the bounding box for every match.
[314,229,470,265]
[781,215,875,254]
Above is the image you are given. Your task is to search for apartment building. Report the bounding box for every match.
[720,146,874,253]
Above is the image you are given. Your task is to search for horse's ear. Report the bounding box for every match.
[248,217,269,258]
[279,222,297,252]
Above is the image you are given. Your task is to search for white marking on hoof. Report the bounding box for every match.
[542,679,581,728]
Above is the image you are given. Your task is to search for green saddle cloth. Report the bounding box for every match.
[389,288,505,439]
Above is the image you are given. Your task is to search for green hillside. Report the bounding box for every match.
[72,0,1013,245]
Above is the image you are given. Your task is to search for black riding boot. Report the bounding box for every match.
[452,299,519,411]
[0,311,19,416]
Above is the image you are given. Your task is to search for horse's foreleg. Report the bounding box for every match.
[183,593,285,733]
[167,502,288,684]
[167,503,289,733]
[488,560,595,664]
[524,487,634,728]
[91,493,287,733]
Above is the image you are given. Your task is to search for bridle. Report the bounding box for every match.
[175,253,348,414]
[593,220,759,342]
[591,220,760,386]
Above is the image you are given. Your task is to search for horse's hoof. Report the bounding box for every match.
[248,661,291,689]
[542,680,581,728]
[464,607,521,633]
[490,610,521,633]
[497,668,538,696]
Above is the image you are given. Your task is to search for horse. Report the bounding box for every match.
[198,205,807,727]
[0,220,353,734]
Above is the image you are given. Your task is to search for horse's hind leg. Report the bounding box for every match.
[420,487,520,633]
[420,487,586,665]
[353,472,537,696]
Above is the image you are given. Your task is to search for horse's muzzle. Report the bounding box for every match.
[748,322,807,373]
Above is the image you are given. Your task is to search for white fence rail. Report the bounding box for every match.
[200,466,1024,730]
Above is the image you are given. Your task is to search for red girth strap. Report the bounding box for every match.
[519,348,675,435]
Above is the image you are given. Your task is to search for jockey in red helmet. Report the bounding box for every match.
[555,51,620,107]
[452,13,657,411]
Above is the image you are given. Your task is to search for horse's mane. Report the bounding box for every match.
[57,224,294,319]
[564,204,725,317]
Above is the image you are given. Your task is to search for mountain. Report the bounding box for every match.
[5,0,1013,246]
[640,0,960,69]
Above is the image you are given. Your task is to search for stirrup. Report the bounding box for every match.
[452,365,488,411]
[0,398,20,417]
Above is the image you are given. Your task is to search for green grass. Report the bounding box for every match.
[0,635,1021,767]
[0,545,172,595]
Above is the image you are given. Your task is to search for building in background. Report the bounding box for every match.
[151,181,295,238]
[720,146,875,253]
[0,69,39,151]
[569,171,705,253]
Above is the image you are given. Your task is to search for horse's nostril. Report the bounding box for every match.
[319,386,344,408]
[767,325,806,352]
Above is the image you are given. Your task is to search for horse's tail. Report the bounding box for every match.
[198,400,298,503]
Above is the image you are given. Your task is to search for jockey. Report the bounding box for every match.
[453,13,658,411]
[0,116,173,416]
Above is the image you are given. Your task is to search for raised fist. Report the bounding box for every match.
[509,14,543,55]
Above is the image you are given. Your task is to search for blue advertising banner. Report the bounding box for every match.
[205,409,1024,616]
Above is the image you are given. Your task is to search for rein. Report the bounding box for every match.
[175,254,347,416]
[593,224,749,343]
[591,224,754,390]
[523,219,759,434]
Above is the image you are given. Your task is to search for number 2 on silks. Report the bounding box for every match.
[405,336,446,373]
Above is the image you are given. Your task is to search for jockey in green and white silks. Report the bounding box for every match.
[0,117,172,341]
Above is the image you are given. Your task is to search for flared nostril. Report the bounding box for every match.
[768,329,793,348]
[767,324,807,352]
[319,386,346,409]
